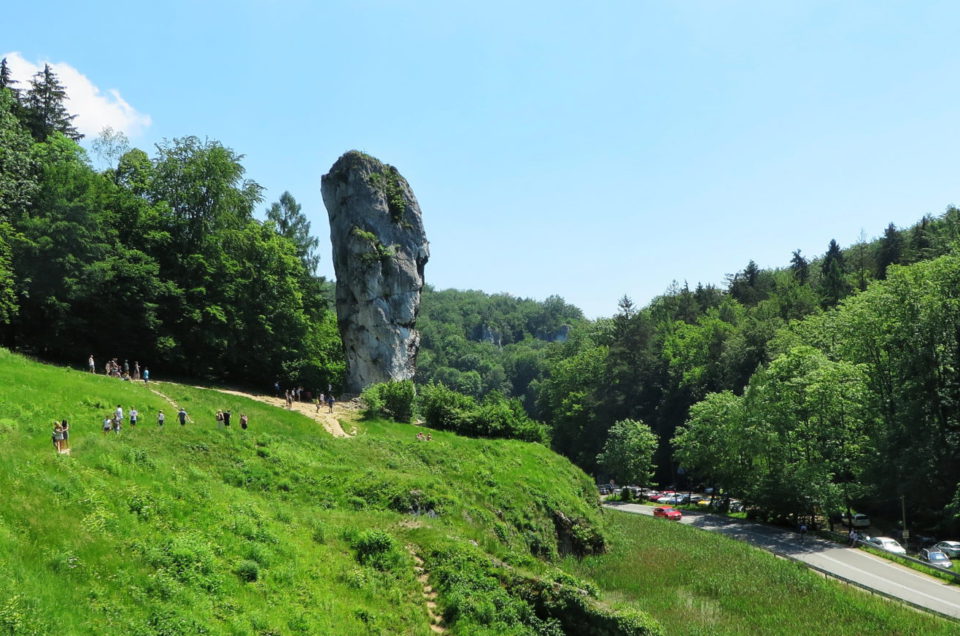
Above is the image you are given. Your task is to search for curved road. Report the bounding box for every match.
[605,502,960,620]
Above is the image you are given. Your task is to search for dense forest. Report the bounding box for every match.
[0,61,342,389]
[3,59,960,534]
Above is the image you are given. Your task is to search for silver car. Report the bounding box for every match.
[920,548,953,569]
[932,541,960,558]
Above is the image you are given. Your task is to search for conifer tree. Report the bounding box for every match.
[819,239,850,308]
[875,223,903,280]
[790,249,809,284]
[0,58,18,98]
[24,64,81,141]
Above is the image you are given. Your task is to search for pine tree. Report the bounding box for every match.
[24,64,81,141]
[875,223,903,280]
[266,191,320,273]
[819,239,850,308]
[0,58,18,99]
[790,249,809,284]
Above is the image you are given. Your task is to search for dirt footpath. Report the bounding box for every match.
[209,389,358,438]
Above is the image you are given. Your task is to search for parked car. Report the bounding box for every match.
[658,495,683,505]
[653,506,682,521]
[865,536,906,555]
[919,549,953,569]
[841,513,871,528]
[647,492,662,502]
[933,541,960,558]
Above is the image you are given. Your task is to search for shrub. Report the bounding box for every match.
[361,380,415,422]
[417,382,476,431]
[351,529,404,572]
[236,559,260,582]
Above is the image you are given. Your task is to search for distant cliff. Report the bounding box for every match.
[321,151,429,393]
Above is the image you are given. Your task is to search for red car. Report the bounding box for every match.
[653,506,682,520]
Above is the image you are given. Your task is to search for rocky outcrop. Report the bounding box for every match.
[321,151,429,394]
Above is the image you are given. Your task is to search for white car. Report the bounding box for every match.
[865,536,906,555]
[932,541,960,558]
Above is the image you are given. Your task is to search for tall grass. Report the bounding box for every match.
[564,510,957,635]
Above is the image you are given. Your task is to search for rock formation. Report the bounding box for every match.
[321,151,429,394]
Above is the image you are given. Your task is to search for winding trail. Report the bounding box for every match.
[408,546,446,634]
[147,382,356,437]
[209,389,357,438]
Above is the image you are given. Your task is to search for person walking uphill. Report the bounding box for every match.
[178,408,187,426]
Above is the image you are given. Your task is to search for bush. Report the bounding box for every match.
[361,380,415,422]
[351,529,404,572]
[417,383,548,443]
[236,559,260,582]
[417,382,476,431]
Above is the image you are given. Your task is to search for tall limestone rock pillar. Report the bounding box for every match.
[321,151,429,394]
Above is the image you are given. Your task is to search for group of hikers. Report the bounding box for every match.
[89,355,149,383]
[53,403,248,455]
[275,381,337,413]
[99,404,190,435]
[215,409,249,429]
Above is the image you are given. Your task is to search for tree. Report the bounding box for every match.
[596,419,658,486]
[150,136,262,250]
[790,250,809,284]
[266,191,320,274]
[91,126,130,170]
[819,239,849,308]
[875,223,903,280]
[0,89,38,220]
[23,64,81,141]
[0,58,19,100]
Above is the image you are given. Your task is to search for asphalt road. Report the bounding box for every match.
[605,502,960,620]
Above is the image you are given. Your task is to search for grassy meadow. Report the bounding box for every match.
[0,348,956,635]
[564,511,957,635]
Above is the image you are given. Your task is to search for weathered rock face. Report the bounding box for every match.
[321,151,429,394]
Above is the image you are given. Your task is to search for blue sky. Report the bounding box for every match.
[6,1,960,318]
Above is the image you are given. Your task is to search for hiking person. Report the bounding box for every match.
[60,419,70,452]
[799,522,808,544]
[133,361,140,380]
[123,359,130,375]
[223,410,231,427]
[315,395,322,413]
[216,409,224,428]
[103,415,112,435]
[52,422,63,453]
[157,410,165,427]
[112,415,121,435]
[178,408,187,426]
[240,413,248,429]
[274,380,281,397]
[88,355,95,373]
[129,408,138,427]
[115,405,123,423]
[326,393,335,413]
[143,367,150,383]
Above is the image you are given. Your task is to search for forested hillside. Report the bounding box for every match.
[416,288,584,411]
[535,212,960,534]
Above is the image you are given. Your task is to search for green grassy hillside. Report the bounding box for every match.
[0,349,955,635]
[0,349,650,635]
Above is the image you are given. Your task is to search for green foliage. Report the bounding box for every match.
[350,529,404,571]
[0,350,618,633]
[417,382,548,443]
[596,419,658,486]
[350,225,397,264]
[367,167,407,224]
[566,511,957,635]
[361,380,416,422]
